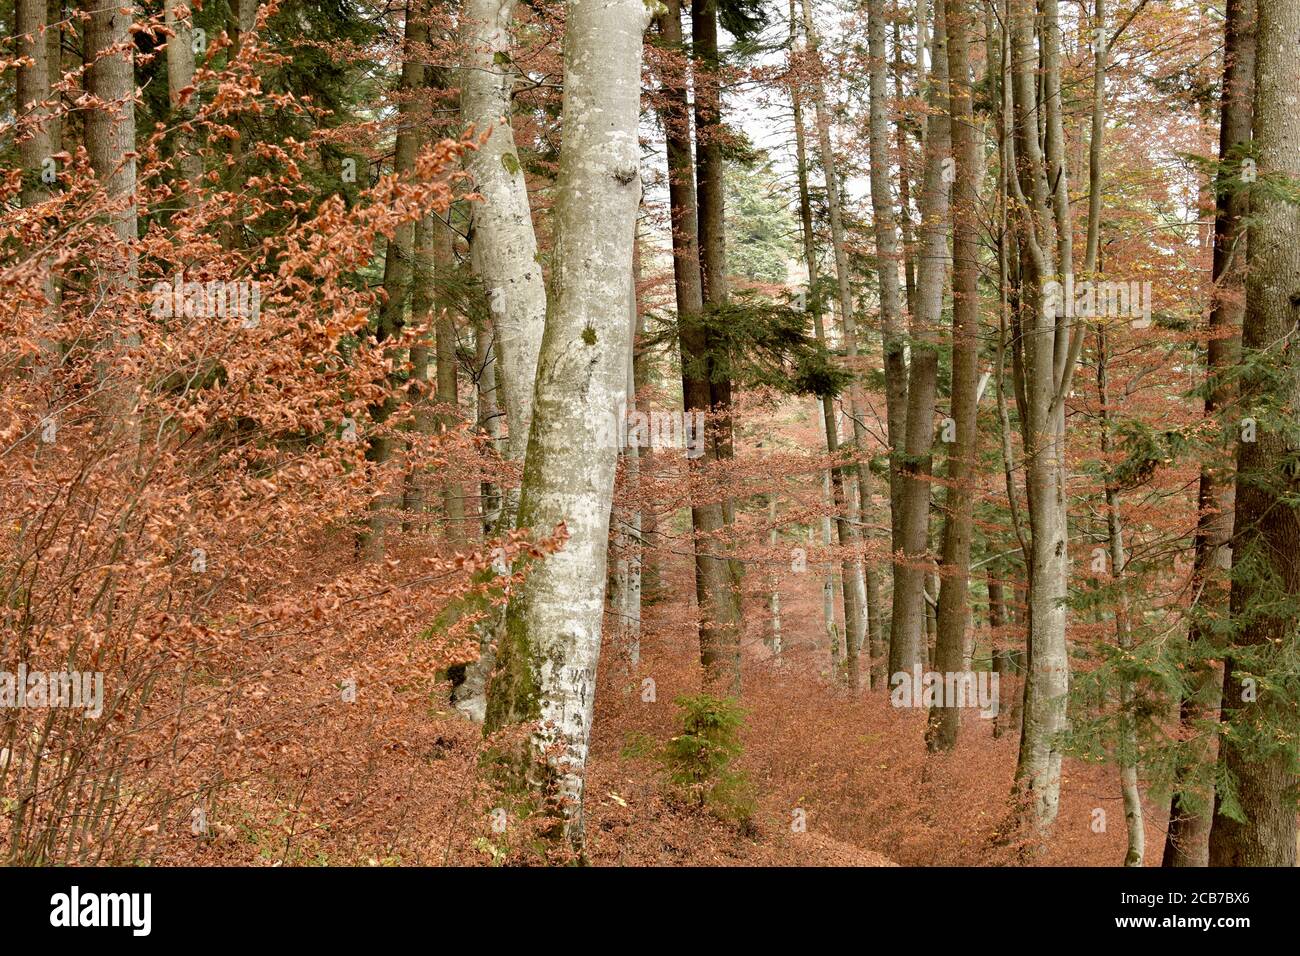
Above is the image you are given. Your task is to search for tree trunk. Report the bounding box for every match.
[405,211,436,532]
[361,0,424,560]
[434,217,467,541]
[867,0,909,572]
[767,495,783,655]
[18,0,54,210]
[17,0,58,370]
[447,314,503,718]
[655,0,704,319]
[406,204,467,541]
[84,0,138,432]
[1206,0,1300,865]
[165,0,203,203]
[1164,0,1254,869]
[223,0,258,250]
[692,0,726,310]
[888,1,949,677]
[611,241,643,669]
[461,0,547,466]
[791,0,867,686]
[482,0,647,850]
[822,471,843,671]
[893,19,918,324]
[858,479,887,687]
[632,291,660,598]
[691,0,738,568]
[928,0,979,751]
[657,0,741,694]
[989,568,1008,738]
[475,318,502,537]
[1098,328,1144,866]
[1007,0,1071,833]
[84,0,137,272]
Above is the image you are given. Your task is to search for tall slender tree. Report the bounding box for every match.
[928,0,979,750]
[451,0,551,711]
[888,1,949,676]
[1097,326,1144,866]
[1006,0,1087,831]
[866,0,908,577]
[795,0,868,686]
[361,0,426,560]
[655,0,743,694]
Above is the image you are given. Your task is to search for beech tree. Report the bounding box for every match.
[926,0,979,751]
[653,0,743,694]
[888,0,949,677]
[448,0,551,714]
[865,0,908,568]
[793,0,868,685]
[481,0,648,848]
[460,0,546,466]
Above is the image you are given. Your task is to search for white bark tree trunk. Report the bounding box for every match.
[460,0,547,464]
[1006,0,1076,833]
[483,0,647,849]
[453,0,552,718]
[867,0,908,557]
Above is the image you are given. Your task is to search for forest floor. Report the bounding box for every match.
[147,394,1174,867]
[157,530,1167,867]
